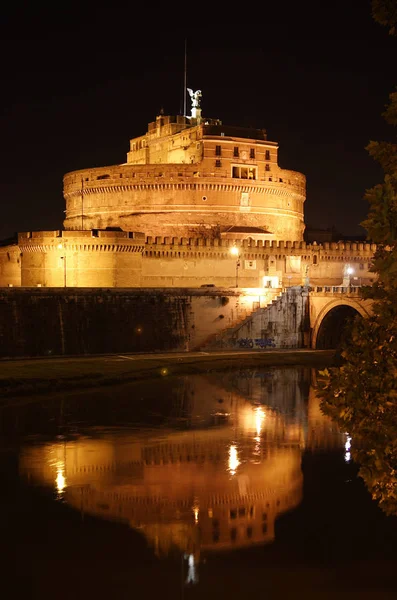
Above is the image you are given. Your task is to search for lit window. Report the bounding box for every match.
[232,166,257,180]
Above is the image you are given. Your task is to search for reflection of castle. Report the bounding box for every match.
[0,91,375,289]
[20,418,302,557]
[19,370,346,559]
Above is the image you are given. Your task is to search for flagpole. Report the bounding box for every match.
[183,39,187,116]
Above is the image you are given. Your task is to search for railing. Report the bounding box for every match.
[309,285,362,294]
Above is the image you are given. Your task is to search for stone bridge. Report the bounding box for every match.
[308,286,373,349]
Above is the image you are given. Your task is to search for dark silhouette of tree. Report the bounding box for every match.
[318,1,397,517]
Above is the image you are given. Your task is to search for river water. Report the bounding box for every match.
[1,366,397,599]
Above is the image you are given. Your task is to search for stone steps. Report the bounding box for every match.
[199,289,284,350]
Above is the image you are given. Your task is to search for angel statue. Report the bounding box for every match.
[187,88,202,109]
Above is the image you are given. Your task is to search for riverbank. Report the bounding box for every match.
[0,349,336,402]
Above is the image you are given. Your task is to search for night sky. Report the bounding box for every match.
[1,1,396,242]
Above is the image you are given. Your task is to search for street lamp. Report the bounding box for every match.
[346,266,354,288]
[58,243,66,287]
[230,245,240,288]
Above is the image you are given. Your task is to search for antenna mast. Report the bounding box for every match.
[183,39,187,116]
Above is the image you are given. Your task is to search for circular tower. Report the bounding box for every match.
[63,111,306,241]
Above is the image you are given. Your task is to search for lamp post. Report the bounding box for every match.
[230,245,240,288]
[58,243,66,287]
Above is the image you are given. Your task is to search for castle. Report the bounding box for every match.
[0,91,375,290]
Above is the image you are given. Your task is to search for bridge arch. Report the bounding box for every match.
[311,298,371,350]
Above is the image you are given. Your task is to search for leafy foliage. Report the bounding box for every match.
[318,1,397,516]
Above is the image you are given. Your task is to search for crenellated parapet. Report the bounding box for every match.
[19,230,145,254]
[143,236,377,261]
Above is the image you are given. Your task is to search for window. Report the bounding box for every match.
[233,146,239,157]
[232,166,257,180]
[247,527,253,539]
[215,159,221,168]
[265,164,270,172]
[313,255,318,265]
[215,145,221,156]
[230,528,237,541]
[250,148,255,159]
[265,150,270,160]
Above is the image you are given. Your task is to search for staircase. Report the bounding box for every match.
[198,289,284,350]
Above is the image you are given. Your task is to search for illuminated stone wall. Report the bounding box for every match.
[63,115,306,240]
[0,233,376,290]
[0,287,255,357]
[0,243,21,288]
[18,230,145,288]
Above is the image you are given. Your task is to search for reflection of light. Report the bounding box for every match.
[193,505,199,524]
[345,435,352,463]
[255,406,266,438]
[185,554,198,585]
[228,444,240,476]
[56,467,66,494]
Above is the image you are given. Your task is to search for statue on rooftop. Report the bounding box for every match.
[187,88,202,109]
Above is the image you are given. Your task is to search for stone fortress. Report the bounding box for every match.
[0,91,377,354]
[0,90,376,291]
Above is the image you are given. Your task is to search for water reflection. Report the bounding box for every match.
[18,367,346,572]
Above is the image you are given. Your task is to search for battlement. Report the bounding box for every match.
[144,236,376,255]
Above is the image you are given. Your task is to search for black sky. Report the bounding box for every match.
[1,1,396,241]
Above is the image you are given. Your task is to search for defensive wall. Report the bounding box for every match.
[0,284,374,357]
[0,287,259,358]
[0,230,377,289]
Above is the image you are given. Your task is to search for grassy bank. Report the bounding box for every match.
[0,350,336,402]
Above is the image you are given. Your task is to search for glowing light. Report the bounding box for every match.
[346,267,354,275]
[345,435,352,463]
[185,554,198,585]
[228,444,240,476]
[56,467,66,494]
[230,246,239,257]
[57,243,63,250]
[160,367,168,376]
[255,406,266,438]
